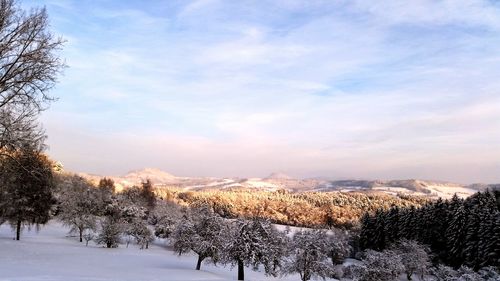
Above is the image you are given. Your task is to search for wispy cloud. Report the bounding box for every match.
[29,0,500,183]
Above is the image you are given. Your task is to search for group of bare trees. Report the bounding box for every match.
[54,176,353,281]
[56,175,160,249]
[168,205,352,281]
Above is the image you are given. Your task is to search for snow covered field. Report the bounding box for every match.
[0,221,309,281]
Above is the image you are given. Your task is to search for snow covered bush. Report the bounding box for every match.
[429,265,500,281]
[390,239,431,280]
[283,229,333,281]
[345,249,404,281]
[96,217,122,248]
[478,266,500,281]
[430,264,458,280]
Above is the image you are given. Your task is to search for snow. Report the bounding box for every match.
[0,221,309,281]
[425,185,477,199]
[244,180,279,190]
[372,186,428,197]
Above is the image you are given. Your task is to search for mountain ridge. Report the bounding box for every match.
[77,168,495,199]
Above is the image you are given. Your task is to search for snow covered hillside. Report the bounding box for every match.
[78,168,494,199]
[0,221,310,281]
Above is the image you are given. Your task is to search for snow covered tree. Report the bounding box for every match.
[0,148,55,240]
[223,218,287,281]
[150,200,182,239]
[283,229,333,281]
[390,239,431,280]
[345,249,404,281]
[360,190,500,270]
[95,197,125,248]
[446,203,469,267]
[172,206,227,270]
[57,175,99,242]
[83,229,95,246]
[125,219,154,249]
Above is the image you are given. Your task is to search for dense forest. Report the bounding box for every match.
[155,188,430,229]
[359,189,500,271]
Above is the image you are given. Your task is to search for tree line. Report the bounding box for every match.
[359,190,500,271]
[155,187,430,229]
[51,174,354,281]
[2,171,499,280]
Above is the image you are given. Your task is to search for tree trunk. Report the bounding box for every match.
[79,228,83,242]
[196,255,205,270]
[407,272,412,280]
[302,270,310,281]
[237,259,244,280]
[146,241,149,249]
[16,219,21,240]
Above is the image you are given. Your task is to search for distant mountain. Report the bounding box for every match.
[265,172,292,180]
[78,168,493,199]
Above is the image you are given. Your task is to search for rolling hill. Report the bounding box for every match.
[78,168,493,199]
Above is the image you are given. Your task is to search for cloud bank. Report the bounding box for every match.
[24,0,500,183]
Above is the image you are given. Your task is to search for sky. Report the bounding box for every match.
[22,0,500,183]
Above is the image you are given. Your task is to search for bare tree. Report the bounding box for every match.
[0,0,64,151]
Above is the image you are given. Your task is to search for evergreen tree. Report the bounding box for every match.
[445,204,468,267]
[98,177,115,194]
[384,206,400,245]
[360,190,500,270]
[96,216,122,248]
[140,179,156,209]
[0,148,55,240]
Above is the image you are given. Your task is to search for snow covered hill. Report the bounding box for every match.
[0,221,305,281]
[78,168,495,199]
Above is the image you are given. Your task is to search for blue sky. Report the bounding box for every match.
[25,0,500,183]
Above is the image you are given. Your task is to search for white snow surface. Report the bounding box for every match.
[0,221,312,281]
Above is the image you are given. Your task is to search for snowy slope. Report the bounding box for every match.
[0,221,313,281]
